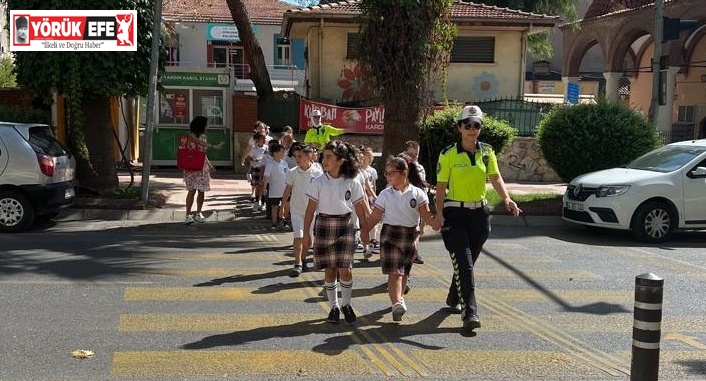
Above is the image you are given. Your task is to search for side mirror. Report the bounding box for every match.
[690,166,706,177]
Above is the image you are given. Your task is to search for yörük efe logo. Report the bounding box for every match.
[10,10,137,52]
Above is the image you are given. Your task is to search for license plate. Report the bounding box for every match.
[565,201,584,212]
[65,188,75,199]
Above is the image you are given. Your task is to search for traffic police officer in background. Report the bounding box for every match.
[433,105,522,333]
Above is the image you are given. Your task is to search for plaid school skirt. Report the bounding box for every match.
[313,213,355,270]
[380,224,418,276]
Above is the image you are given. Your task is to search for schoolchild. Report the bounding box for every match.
[358,146,379,258]
[363,156,439,321]
[302,140,370,324]
[281,144,323,276]
[246,132,268,210]
[263,143,289,229]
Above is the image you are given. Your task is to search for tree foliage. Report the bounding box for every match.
[479,0,579,60]
[536,102,660,182]
[358,0,456,158]
[0,57,17,87]
[11,0,158,194]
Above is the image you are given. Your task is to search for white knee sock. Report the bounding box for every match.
[325,282,339,308]
[340,279,353,306]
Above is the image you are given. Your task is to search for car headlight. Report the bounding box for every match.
[596,185,630,197]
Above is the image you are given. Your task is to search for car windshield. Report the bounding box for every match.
[626,145,706,172]
[28,126,70,157]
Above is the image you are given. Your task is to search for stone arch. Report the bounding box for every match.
[565,34,602,78]
[607,26,651,74]
[683,24,706,75]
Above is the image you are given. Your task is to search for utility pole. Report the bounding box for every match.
[141,0,163,201]
[649,0,664,127]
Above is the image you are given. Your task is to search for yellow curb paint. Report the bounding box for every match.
[111,350,374,377]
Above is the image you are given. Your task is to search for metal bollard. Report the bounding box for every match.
[630,273,664,381]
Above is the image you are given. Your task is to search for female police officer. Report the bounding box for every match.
[433,105,522,333]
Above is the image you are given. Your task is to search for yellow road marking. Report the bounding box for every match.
[146,266,598,280]
[422,264,631,376]
[112,350,374,376]
[412,350,603,378]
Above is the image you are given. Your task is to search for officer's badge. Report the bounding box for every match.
[410,199,417,208]
[345,190,351,201]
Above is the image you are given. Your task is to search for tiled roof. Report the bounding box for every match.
[284,0,560,22]
[584,0,651,19]
[163,0,295,25]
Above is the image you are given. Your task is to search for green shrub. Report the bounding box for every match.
[419,106,517,185]
[536,101,660,182]
[0,105,52,125]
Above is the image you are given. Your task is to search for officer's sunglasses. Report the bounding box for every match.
[460,118,482,130]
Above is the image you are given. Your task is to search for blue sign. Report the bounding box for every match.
[566,82,580,104]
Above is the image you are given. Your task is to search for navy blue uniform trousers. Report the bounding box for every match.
[441,205,490,317]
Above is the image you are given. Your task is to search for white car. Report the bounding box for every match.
[563,139,706,243]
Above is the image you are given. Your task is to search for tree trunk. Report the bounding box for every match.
[382,85,421,159]
[74,93,118,195]
[225,0,274,98]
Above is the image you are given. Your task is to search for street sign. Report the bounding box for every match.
[567,82,580,104]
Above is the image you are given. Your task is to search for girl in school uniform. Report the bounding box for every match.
[363,156,440,321]
[302,140,370,324]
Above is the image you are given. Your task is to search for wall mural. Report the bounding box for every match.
[337,63,371,102]
[471,71,499,100]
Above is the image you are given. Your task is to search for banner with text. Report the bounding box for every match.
[10,10,137,51]
[299,99,384,135]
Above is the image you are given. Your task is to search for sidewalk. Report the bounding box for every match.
[60,170,567,227]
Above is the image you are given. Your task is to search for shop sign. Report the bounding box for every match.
[161,72,230,87]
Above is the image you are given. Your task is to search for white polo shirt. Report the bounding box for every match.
[264,160,289,198]
[374,184,429,227]
[249,145,267,168]
[306,173,365,215]
[285,163,324,215]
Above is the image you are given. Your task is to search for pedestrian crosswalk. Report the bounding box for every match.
[109,230,706,379]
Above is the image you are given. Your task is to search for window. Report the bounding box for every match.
[210,44,247,78]
[167,34,179,66]
[450,37,495,63]
[276,44,291,66]
[193,89,225,126]
[677,105,695,123]
[346,33,361,60]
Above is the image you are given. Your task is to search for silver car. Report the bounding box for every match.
[0,122,76,231]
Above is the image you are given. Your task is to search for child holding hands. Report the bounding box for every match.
[302,141,370,324]
[363,156,440,321]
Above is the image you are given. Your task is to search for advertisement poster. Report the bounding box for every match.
[175,94,186,119]
[299,99,384,135]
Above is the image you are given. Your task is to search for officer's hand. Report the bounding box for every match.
[435,215,445,229]
[505,199,522,217]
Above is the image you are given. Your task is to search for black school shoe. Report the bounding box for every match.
[341,304,356,323]
[326,307,340,323]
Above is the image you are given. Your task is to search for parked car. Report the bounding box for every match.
[0,122,76,231]
[563,139,706,243]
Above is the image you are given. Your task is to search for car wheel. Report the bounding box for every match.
[0,190,35,232]
[630,201,674,243]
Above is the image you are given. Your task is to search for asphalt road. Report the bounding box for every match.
[1,207,705,381]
